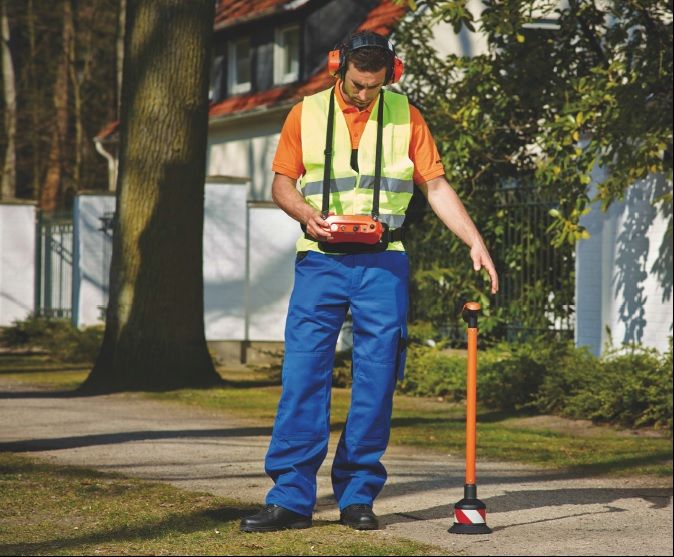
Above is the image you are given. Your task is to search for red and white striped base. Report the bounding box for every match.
[454,507,486,525]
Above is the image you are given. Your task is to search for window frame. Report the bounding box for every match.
[273,24,301,85]
[228,37,252,95]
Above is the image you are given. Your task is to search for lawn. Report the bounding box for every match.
[1,355,671,478]
[0,453,435,556]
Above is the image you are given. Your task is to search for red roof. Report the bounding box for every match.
[96,0,405,139]
[215,0,310,30]
[209,0,405,119]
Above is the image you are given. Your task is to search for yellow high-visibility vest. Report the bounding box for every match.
[297,86,415,253]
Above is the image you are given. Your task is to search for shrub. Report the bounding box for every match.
[399,331,672,432]
[530,343,599,414]
[478,343,548,411]
[332,350,353,388]
[561,341,673,430]
[1,315,103,363]
[399,345,466,399]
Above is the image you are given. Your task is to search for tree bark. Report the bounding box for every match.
[68,0,82,194]
[1,0,17,200]
[81,0,221,393]
[26,0,41,199]
[115,0,126,117]
[40,0,71,212]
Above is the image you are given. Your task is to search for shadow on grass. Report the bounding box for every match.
[220,378,280,389]
[0,505,254,555]
[0,389,84,399]
[0,365,88,375]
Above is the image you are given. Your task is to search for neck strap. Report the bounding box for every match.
[321,88,385,221]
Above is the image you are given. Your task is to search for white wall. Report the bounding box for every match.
[71,181,300,341]
[203,180,247,340]
[0,203,36,326]
[207,111,287,201]
[72,194,116,327]
[576,173,673,355]
[248,206,299,340]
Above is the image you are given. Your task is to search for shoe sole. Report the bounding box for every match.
[240,521,312,533]
[340,519,379,531]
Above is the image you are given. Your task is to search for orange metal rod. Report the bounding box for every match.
[465,327,478,485]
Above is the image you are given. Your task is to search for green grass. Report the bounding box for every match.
[1,355,672,478]
[0,453,435,556]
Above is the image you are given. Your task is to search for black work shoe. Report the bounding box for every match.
[340,504,379,530]
[240,504,312,532]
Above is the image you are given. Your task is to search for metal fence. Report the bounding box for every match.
[35,211,74,319]
[494,185,575,340]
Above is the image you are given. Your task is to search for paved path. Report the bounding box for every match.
[0,378,671,556]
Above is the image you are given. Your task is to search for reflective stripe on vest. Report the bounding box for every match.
[298,86,415,252]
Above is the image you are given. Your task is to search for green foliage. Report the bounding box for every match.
[394,0,672,338]
[399,345,466,399]
[332,349,353,388]
[1,315,103,363]
[559,341,673,430]
[399,335,673,431]
[478,343,549,410]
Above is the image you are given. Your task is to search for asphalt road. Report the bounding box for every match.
[0,378,671,556]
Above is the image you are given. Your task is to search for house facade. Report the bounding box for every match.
[3,0,669,358]
[81,0,407,360]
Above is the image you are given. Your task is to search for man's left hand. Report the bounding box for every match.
[470,242,499,294]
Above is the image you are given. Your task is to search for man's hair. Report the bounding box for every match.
[344,31,393,74]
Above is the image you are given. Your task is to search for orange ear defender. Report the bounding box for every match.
[391,56,404,84]
[328,49,342,77]
[328,32,404,84]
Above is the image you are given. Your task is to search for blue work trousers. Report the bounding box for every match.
[264,250,409,517]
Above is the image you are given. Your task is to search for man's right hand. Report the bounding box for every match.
[303,209,333,241]
[270,173,333,241]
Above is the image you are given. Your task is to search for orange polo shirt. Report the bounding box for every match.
[272,80,445,185]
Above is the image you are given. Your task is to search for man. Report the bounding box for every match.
[240,30,498,533]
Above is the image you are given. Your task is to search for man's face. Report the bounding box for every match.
[341,62,387,109]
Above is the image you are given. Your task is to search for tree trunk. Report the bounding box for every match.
[81,0,221,393]
[1,0,17,200]
[26,0,41,199]
[40,0,71,212]
[67,0,82,194]
[115,0,126,117]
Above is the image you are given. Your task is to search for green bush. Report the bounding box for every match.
[399,345,466,399]
[399,333,672,432]
[560,342,673,430]
[332,350,353,388]
[1,315,103,363]
[531,344,599,414]
[478,343,548,411]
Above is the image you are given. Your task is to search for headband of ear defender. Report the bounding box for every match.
[327,33,404,84]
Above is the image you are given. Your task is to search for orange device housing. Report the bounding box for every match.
[325,214,384,244]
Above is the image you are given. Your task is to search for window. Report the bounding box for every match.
[209,54,225,101]
[228,38,251,94]
[274,25,300,84]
